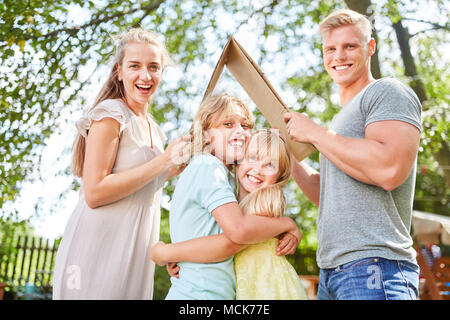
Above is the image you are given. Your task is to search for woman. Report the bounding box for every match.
[53,28,190,300]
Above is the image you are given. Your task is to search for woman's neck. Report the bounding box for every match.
[123,97,147,117]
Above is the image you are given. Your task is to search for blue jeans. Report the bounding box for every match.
[317,257,419,300]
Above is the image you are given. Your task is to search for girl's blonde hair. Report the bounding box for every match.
[239,129,292,218]
[240,184,286,218]
[189,93,254,157]
[319,9,373,43]
[71,28,172,177]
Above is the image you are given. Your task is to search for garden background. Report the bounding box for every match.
[0,0,448,299]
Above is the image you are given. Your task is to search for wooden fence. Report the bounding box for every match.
[0,235,60,300]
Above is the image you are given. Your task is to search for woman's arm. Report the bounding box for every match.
[150,234,247,266]
[83,118,190,208]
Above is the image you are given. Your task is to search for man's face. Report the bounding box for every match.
[322,25,374,88]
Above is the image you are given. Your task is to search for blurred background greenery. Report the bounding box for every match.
[0,0,448,299]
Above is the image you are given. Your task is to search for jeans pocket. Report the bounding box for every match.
[339,257,379,272]
[398,260,420,275]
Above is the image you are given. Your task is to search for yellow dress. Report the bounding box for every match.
[234,238,308,300]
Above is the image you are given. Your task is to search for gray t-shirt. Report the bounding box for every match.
[317,78,422,269]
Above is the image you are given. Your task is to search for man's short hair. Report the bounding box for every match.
[319,9,373,43]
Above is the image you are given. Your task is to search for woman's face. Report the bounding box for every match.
[238,152,280,194]
[207,104,252,167]
[117,41,163,110]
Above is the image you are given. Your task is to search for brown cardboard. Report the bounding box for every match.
[203,36,315,161]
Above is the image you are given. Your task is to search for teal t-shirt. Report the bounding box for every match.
[165,154,238,300]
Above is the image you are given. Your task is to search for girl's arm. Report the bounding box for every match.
[83,118,190,208]
[150,226,299,267]
[212,202,301,246]
[150,234,247,266]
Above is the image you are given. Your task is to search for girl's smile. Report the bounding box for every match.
[238,155,280,197]
[208,106,252,168]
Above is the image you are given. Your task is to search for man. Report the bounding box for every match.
[284,9,422,299]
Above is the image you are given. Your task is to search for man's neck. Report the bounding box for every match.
[339,74,374,106]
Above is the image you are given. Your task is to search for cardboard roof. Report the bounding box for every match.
[202,36,315,162]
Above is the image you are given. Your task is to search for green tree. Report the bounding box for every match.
[1,1,449,298]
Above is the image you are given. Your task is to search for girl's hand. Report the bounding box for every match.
[276,232,300,256]
[167,262,180,278]
[150,241,168,266]
[284,217,302,248]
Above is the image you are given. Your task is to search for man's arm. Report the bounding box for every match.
[291,157,321,206]
[285,112,420,191]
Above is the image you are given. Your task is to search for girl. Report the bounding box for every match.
[233,130,308,299]
[53,28,191,299]
[160,94,302,300]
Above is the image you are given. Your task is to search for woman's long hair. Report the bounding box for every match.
[71,29,173,177]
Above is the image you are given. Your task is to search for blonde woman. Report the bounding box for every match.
[151,130,307,299]
[53,29,190,300]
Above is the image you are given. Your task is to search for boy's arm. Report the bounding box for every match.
[150,234,247,266]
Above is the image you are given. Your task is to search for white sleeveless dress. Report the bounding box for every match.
[53,99,168,299]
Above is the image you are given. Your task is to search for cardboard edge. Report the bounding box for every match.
[231,38,289,112]
[201,36,316,161]
[202,37,233,101]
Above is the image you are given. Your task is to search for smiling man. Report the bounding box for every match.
[284,9,422,300]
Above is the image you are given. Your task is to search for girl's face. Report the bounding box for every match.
[117,41,163,110]
[208,104,252,167]
[238,152,280,194]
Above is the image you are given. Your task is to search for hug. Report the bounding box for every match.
[53,8,421,300]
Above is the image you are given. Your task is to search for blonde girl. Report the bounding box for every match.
[53,28,190,300]
[161,94,301,300]
[233,130,308,299]
[152,129,306,299]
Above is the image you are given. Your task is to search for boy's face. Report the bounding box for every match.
[322,24,374,88]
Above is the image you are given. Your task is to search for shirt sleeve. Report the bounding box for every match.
[75,99,127,138]
[362,78,422,132]
[190,155,238,213]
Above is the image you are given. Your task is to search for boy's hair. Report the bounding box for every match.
[72,28,172,177]
[239,129,292,218]
[319,9,373,43]
[189,93,254,156]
